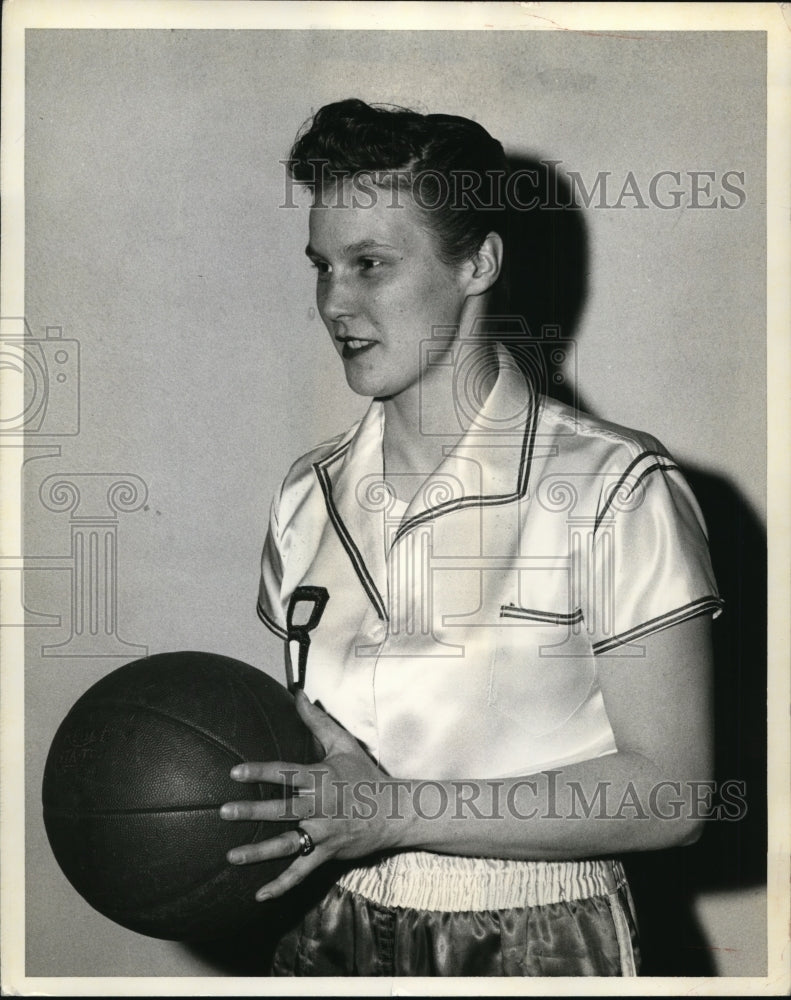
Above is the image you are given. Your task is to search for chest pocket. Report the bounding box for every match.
[489,605,596,737]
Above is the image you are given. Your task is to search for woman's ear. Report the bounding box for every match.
[467,231,504,296]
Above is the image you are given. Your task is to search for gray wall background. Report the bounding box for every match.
[22,29,766,978]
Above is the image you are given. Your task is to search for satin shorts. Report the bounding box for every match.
[271,852,640,977]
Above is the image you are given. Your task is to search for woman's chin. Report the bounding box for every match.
[343,368,391,399]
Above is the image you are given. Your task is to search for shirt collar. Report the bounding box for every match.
[313,343,541,616]
[394,342,540,539]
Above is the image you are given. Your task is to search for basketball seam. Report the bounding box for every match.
[52,685,295,845]
[104,855,276,921]
[234,673,284,759]
[74,697,252,766]
[88,848,261,920]
[45,660,301,935]
[44,804,238,817]
[233,673,291,850]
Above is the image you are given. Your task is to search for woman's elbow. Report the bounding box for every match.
[634,783,712,850]
[650,785,711,848]
[671,814,707,848]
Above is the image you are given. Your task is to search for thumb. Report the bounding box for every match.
[295,689,352,754]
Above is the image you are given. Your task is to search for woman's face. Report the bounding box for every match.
[306,180,471,401]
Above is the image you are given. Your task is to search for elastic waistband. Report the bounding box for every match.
[336,852,626,912]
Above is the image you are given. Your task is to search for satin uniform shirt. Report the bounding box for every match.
[257,345,722,780]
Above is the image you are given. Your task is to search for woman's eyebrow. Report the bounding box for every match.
[304,240,398,259]
[342,239,398,255]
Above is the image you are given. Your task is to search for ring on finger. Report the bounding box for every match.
[296,827,315,856]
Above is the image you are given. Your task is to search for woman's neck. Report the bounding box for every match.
[381,338,498,501]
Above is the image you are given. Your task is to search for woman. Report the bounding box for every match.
[220,99,722,977]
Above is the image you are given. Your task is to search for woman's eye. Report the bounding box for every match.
[310,260,331,276]
[360,258,383,273]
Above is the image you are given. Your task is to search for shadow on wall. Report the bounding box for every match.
[183,156,767,977]
[624,467,767,976]
[506,156,768,976]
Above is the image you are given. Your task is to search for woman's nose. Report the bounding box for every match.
[318,272,356,321]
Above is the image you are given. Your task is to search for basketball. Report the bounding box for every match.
[41,651,320,941]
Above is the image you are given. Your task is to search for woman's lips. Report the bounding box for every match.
[340,339,377,359]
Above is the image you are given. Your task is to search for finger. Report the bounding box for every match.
[220,794,312,823]
[229,761,322,788]
[226,828,303,866]
[254,850,326,902]
[295,689,356,754]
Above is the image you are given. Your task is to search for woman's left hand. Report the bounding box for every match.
[220,690,401,901]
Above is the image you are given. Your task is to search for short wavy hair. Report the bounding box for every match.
[288,98,509,284]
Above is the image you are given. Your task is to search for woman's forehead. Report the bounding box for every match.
[307,182,428,252]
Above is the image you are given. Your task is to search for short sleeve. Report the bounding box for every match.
[256,494,289,640]
[585,450,723,655]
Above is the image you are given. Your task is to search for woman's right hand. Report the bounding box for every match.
[220,690,406,900]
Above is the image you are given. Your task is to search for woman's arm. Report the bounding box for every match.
[222,614,713,900]
[399,612,715,860]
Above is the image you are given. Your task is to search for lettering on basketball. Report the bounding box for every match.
[56,724,113,770]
